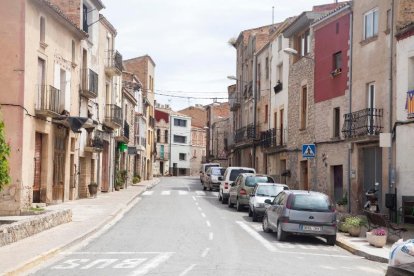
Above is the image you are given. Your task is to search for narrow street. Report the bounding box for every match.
[32,177,387,276]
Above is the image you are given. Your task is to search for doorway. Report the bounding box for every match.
[160,161,164,175]
[280,159,287,184]
[33,133,43,203]
[300,160,309,190]
[363,147,382,208]
[101,141,109,192]
[333,165,343,203]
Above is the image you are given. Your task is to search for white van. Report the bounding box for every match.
[200,163,220,185]
[218,167,255,204]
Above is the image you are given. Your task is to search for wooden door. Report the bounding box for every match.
[101,141,109,192]
[33,133,42,203]
[333,165,343,202]
[53,135,65,201]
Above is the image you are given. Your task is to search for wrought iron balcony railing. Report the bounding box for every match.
[35,85,61,117]
[342,108,383,139]
[85,129,104,152]
[105,50,123,75]
[234,124,257,143]
[104,104,122,128]
[259,128,287,148]
[80,68,98,98]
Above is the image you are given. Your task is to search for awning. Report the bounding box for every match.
[53,116,98,133]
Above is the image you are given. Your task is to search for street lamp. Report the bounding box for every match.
[283,47,314,61]
[227,75,238,81]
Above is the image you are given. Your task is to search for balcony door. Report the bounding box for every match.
[367,83,376,134]
[33,133,43,203]
[37,58,45,109]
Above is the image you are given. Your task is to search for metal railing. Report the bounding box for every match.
[80,68,98,97]
[105,104,122,126]
[234,124,257,143]
[342,108,383,138]
[105,50,123,72]
[88,129,104,149]
[35,85,61,115]
[259,128,287,148]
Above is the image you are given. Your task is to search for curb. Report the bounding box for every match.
[336,237,389,263]
[5,178,160,275]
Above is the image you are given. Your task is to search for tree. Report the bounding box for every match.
[0,118,10,191]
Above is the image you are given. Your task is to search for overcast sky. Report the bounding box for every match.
[102,0,335,110]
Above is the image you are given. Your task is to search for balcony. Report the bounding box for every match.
[35,85,61,118]
[115,121,130,143]
[273,81,283,94]
[260,128,287,148]
[80,69,98,98]
[84,129,104,152]
[234,124,258,144]
[105,50,123,76]
[104,104,122,129]
[342,108,383,139]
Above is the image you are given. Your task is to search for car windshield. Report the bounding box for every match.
[256,186,285,197]
[245,176,274,187]
[205,164,219,172]
[291,194,332,212]
[211,168,225,175]
[229,169,255,181]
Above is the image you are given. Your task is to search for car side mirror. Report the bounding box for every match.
[218,176,223,181]
[250,194,255,197]
[207,173,211,176]
[230,183,236,187]
[264,199,272,204]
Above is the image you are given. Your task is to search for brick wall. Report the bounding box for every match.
[48,0,81,27]
[397,0,414,29]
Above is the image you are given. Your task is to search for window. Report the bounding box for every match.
[265,57,269,80]
[179,153,186,161]
[165,130,168,143]
[299,30,310,56]
[157,129,160,143]
[368,83,375,109]
[148,130,150,144]
[277,35,282,52]
[333,107,340,138]
[277,64,283,83]
[82,4,88,33]
[274,112,277,129]
[364,9,379,39]
[40,16,45,43]
[264,105,268,123]
[71,40,75,63]
[173,135,186,143]
[257,63,261,98]
[300,86,307,129]
[336,22,340,34]
[174,118,187,127]
[333,52,342,70]
[386,9,391,32]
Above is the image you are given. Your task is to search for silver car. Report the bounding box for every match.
[204,167,226,191]
[249,183,289,222]
[262,190,337,245]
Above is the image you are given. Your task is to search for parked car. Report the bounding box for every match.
[262,190,337,245]
[203,167,226,191]
[228,174,275,211]
[200,163,220,185]
[249,183,289,221]
[218,167,255,204]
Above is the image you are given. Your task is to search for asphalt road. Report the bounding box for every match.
[32,177,387,276]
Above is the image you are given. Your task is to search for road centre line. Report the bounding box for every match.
[209,232,213,240]
[178,264,197,276]
[236,221,278,252]
[197,207,202,211]
[192,196,196,201]
[201,248,210,258]
[201,212,206,218]
[161,191,170,195]
[63,252,172,255]
[206,220,211,227]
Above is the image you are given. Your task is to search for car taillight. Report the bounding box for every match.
[280,216,290,223]
[286,195,293,209]
[239,189,247,195]
[224,183,228,189]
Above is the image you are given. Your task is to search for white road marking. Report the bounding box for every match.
[129,252,174,276]
[63,252,166,255]
[206,220,211,227]
[201,213,206,218]
[209,232,214,240]
[142,191,154,196]
[192,196,196,201]
[197,207,202,211]
[178,264,197,276]
[211,192,219,196]
[195,191,206,196]
[178,190,188,195]
[236,221,278,252]
[195,202,199,206]
[319,265,335,270]
[201,248,210,258]
[161,191,171,195]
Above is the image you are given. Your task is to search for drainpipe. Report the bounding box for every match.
[347,11,354,213]
[253,52,257,170]
[388,0,395,220]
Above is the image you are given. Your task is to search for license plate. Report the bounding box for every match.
[302,225,321,231]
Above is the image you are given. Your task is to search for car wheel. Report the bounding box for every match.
[252,209,258,222]
[262,214,272,233]
[228,196,234,208]
[203,186,206,191]
[236,199,243,212]
[248,207,253,217]
[326,235,336,246]
[277,222,287,241]
[218,191,222,202]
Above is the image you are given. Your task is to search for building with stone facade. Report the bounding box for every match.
[205,102,230,164]
[124,55,156,180]
[210,117,230,167]
[179,105,207,175]
[154,105,171,176]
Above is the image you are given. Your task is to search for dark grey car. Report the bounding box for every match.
[262,190,337,245]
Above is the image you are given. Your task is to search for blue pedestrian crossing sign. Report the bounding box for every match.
[302,144,316,158]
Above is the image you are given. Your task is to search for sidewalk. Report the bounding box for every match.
[0,178,159,275]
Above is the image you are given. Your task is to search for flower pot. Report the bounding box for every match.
[88,184,98,198]
[366,232,387,248]
[348,226,361,237]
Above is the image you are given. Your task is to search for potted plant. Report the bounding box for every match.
[344,216,364,237]
[119,170,128,189]
[132,175,141,185]
[366,228,387,248]
[337,213,352,233]
[336,193,348,213]
[115,171,124,191]
[88,182,98,197]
